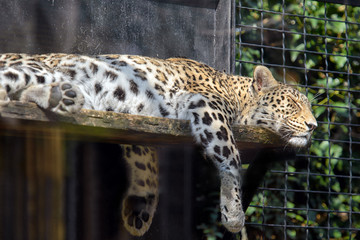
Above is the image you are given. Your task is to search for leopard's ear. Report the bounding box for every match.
[253,66,279,91]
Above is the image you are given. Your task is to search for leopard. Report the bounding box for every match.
[0,53,317,234]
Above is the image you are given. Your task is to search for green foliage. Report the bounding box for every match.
[234,0,360,239]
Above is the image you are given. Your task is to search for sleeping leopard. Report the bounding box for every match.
[0,53,317,234]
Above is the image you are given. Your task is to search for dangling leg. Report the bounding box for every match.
[121,145,159,236]
[218,162,245,232]
[187,93,245,232]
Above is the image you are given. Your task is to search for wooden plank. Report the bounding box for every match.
[0,101,284,149]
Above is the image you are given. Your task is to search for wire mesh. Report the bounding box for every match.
[236,0,360,239]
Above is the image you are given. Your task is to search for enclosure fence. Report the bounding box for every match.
[236,0,360,239]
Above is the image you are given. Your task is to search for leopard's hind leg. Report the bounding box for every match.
[121,145,159,236]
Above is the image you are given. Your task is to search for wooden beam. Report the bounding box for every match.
[0,101,284,149]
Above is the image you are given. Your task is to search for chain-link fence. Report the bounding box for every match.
[236,0,360,239]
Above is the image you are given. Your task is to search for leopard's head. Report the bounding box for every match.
[244,66,317,147]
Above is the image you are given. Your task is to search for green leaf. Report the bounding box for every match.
[287,166,296,173]
[290,43,304,62]
[330,144,343,158]
[287,202,295,208]
[246,206,256,215]
[333,230,342,238]
[333,102,348,116]
[306,58,316,68]
[330,21,346,33]
[331,181,341,192]
[314,106,326,118]
[330,55,347,69]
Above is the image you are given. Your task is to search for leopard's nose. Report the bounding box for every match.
[305,121,317,131]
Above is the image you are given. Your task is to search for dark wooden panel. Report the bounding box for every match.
[150,0,220,9]
[0,131,65,240]
[0,0,234,72]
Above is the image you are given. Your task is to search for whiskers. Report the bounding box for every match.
[309,92,323,103]
[277,125,294,150]
[282,133,293,150]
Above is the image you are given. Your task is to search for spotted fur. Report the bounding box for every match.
[0,53,317,234]
[121,145,158,236]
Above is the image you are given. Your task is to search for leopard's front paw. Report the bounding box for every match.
[220,173,245,233]
[221,206,245,233]
[48,82,84,114]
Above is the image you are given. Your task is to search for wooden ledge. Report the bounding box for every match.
[0,101,284,149]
